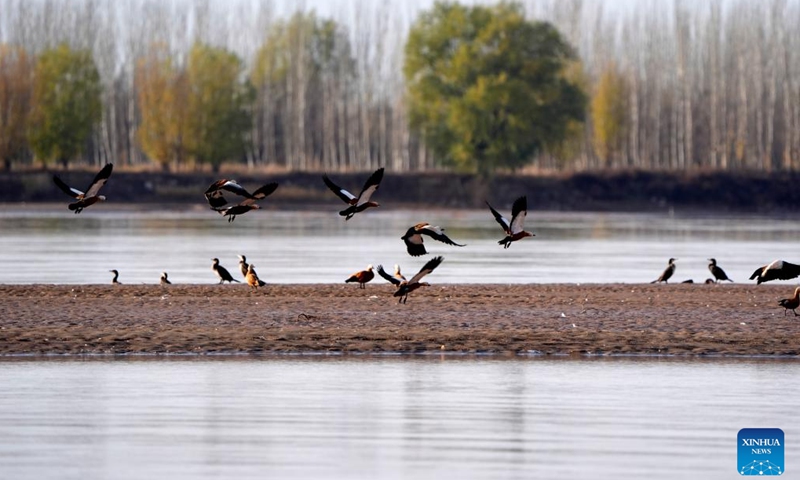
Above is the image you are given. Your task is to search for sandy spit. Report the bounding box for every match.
[0,283,798,357]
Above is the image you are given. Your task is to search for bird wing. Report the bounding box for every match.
[250,182,279,200]
[204,179,252,208]
[376,265,401,286]
[509,196,528,235]
[323,174,356,204]
[83,163,113,198]
[53,175,83,198]
[776,261,800,280]
[239,182,279,206]
[418,224,465,247]
[218,180,252,198]
[354,167,384,205]
[407,256,444,285]
[749,264,767,280]
[486,201,511,233]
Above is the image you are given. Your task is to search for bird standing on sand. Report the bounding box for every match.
[204,180,279,222]
[245,264,263,289]
[393,256,444,304]
[109,269,121,285]
[749,260,800,284]
[322,168,384,220]
[401,223,465,256]
[53,163,113,213]
[486,196,534,248]
[651,258,676,283]
[212,258,239,284]
[160,272,171,285]
[778,287,800,316]
[708,258,733,283]
[345,265,374,289]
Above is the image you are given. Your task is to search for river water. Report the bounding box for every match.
[1,207,799,285]
[0,356,796,480]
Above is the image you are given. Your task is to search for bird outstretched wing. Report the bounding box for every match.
[417,224,465,247]
[509,196,528,235]
[407,256,444,285]
[322,174,356,204]
[83,163,113,198]
[376,265,402,286]
[53,175,83,198]
[486,201,511,233]
[354,168,384,206]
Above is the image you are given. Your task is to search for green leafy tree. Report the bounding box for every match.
[185,43,253,172]
[404,2,586,177]
[29,44,102,167]
[135,44,189,170]
[0,44,34,170]
[591,62,628,165]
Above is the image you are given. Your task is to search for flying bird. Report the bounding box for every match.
[778,287,800,316]
[486,196,534,248]
[393,256,444,304]
[708,258,733,283]
[109,269,121,285]
[401,223,465,256]
[204,180,278,222]
[160,272,172,285]
[322,168,384,220]
[651,258,677,284]
[245,264,263,289]
[53,163,113,213]
[749,260,800,284]
[212,258,239,284]
[345,264,374,289]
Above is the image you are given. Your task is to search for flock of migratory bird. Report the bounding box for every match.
[52,163,800,313]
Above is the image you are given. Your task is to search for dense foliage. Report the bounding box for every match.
[404,2,585,176]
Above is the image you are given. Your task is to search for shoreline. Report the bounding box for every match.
[1,283,798,357]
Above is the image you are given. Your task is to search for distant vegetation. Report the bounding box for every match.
[0,0,798,174]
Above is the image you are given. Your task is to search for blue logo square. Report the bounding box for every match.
[738,428,784,476]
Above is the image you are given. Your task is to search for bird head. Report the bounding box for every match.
[212,258,219,265]
[238,255,246,262]
[708,258,716,265]
[367,264,374,271]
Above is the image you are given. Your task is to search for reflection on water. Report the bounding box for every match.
[0,207,799,284]
[0,357,796,480]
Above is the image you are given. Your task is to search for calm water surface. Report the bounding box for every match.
[1,207,799,285]
[0,356,796,479]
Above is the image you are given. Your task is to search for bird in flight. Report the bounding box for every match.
[486,196,534,248]
[393,256,444,304]
[749,260,800,284]
[322,168,384,220]
[53,163,113,213]
[204,180,278,222]
[401,223,465,256]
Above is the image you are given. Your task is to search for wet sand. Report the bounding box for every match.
[0,283,798,356]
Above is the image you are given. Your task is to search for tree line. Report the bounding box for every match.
[0,0,798,173]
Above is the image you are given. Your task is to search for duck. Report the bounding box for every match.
[708,258,733,283]
[749,260,800,284]
[245,264,263,289]
[392,264,406,282]
[204,180,278,222]
[53,163,113,213]
[486,196,534,248]
[109,269,121,285]
[393,256,444,304]
[345,265,374,289]
[160,272,171,285]
[651,258,677,283]
[778,287,800,316]
[401,223,465,256]
[322,168,384,220]
[212,258,239,284]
